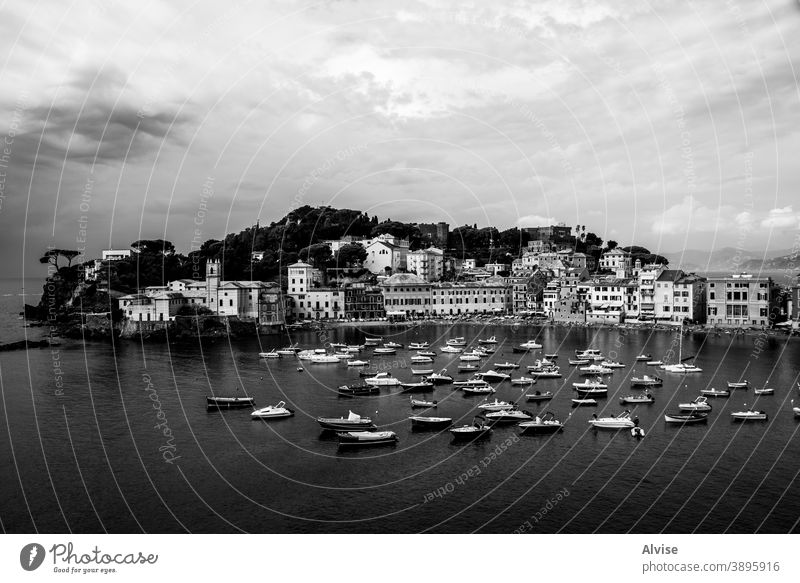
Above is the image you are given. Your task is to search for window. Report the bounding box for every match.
[229,300,233,307]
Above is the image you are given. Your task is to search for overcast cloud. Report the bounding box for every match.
[1,0,798,277]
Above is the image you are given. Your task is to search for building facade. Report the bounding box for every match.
[406,247,444,282]
[705,273,778,328]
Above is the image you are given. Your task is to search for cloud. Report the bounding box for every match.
[652,196,732,235]
[761,206,800,229]
[516,215,557,227]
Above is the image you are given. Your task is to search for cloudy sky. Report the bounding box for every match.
[1,0,799,277]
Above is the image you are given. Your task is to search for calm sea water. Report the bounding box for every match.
[2,307,799,534]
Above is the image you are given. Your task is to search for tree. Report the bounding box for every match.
[132,240,175,255]
[335,243,367,268]
[299,243,332,267]
[606,240,618,251]
[39,249,81,270]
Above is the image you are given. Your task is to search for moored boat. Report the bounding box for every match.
[408,342,429,350]
[440,345,463,353]
[251,401,294,419]
[568,358,590,365]
[410,396,437,408]
[401,380,434,392]
[373,347,397,355]
[511,376,536,386]
[588,410,635,429]
[518,411,564,434]
[457,364,479,372]
[579,364,613,375]
[364,372,402,387]
[727,380,750,389]
[427,369,454,384]
[446,337,467,347]
[678,396,712,412]
[411,368,434,375]
[258,350,281,358]
[417,350,437,357]
[477,399,515,411]
[700,387,730,398]
[337,384,380,396]
[484,408,533,423]
[410,416,453,430]
[731,410,768,421]
[337,431,397,447]
[346,359,370,367]
[600,360,626,368]
[206,396,255,409]
[478,336,498,345]
[475,370,510,382]
[664,412,708,424]
[526,390,554,402]
[410,355,434,364]
[520,340,543,349]
[619,393,655,405]
[317,411,376,430]
[753,386,774,395]
[635,353,652,361]
[450,419,492,441]
[383,342,404,349]
[494,362,520,370]
[630,375,663,387]
[571,398,597,407]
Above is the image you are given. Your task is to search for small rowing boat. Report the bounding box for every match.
[664,412,708,424]
[337,431,397,447]
[206,396,255,409]
[525,390,554,402]
[410,396,437,408]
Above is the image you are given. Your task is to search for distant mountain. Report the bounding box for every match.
[661,247,796,273]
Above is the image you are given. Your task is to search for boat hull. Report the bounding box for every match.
[206,397,255,409]
[317,418,377,431]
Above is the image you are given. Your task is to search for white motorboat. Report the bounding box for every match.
[310,354,340,364]
[427,369,454,384]
[600,360,626,368]
[630,375,663,387]
[579,364,613,375]
[440,345,463,353]
[792,400,800,418]
[520,340,543,349]
[453,377,492,388]
[485,408,533,423]
[511,376,536,386]
[251,401,294,419]
[477,399,516,411]
[364,372,402,387]
[494,362,520,370]
[573,377,608,390]
[409,342,429,349]
[462,384,495,394]
[373,347,397,355]
[401,380,434,392]
[258,350,281,358]
[410,397,437,408]
[753,386,774,395]
[731,410,768,421]
[568,358,590,365]
[383,342,404,349]
[317,411,376,430]
[363,337,382,346]
[518,412,564,434]
[417,350,437,357]
[588,410,636,429]
[411,355,434,364]
[457,363,479,372]
[700,387,730,398]
[619,392,655,405]
[635,354,652,361]
[276,345,300,356]
[478,336,498,345]
[529,368,562,378]
[298,348,328,360]
[446,337,467,347]
[346,359,370,367]
[575,348,604,361]
[475,370,511,382]
[459,354,482,362]
[411,368,434,375]
[678,396,712,412]
[646,360,664,366]
[450,420,492,441]
[727,380,750,389]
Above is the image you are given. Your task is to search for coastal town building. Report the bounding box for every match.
[406,247,444,282]
[363,238,408,274]
[599,248,632,278]
[417,221,449,247]
[522,224,574,247]
[578,276,639,324]
[705,273,780,328]
[343,283,386,320]
[430,278,510,316]
[102,249,133,261]
[380,273,431,318]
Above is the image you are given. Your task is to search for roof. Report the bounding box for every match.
[288,261,313,268]
[380,273,429,286]
[656,270,683,282]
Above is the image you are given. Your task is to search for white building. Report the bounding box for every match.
[599,248,632,277]
[286,261,344,320]
[102,249,132,261]
[406,247,444,282]
[363,239,407,274]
